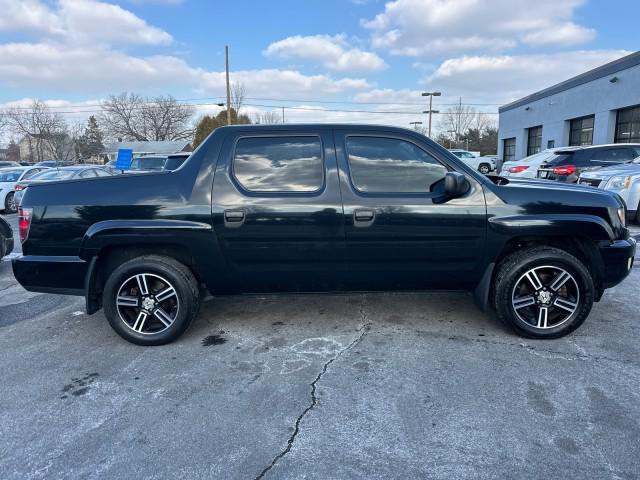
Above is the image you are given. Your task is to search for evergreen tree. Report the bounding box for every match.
[78,116,104,160]
[6,140,20,162]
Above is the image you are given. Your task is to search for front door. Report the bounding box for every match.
[334,130,487,291]
[212,128,345,293]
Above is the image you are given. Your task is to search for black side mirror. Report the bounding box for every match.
[444,172,469,197]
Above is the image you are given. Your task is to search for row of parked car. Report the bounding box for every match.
[0,152,191,214]
[500,143,640,223]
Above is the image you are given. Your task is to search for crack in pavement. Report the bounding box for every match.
[254,295,372,480]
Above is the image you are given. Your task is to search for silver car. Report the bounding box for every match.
[578,156,640,223]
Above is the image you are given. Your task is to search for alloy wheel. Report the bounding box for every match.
[511,265,580,329]
[116,273,180,335]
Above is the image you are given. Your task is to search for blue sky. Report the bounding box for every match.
[0,0,638,130]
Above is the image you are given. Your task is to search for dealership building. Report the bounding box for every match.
[498,51,640,163]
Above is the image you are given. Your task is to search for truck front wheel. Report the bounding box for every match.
[493,246,594,338]
[103,255,200,346]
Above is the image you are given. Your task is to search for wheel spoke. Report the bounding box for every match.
[153,307,174,327]
[537,307,549,328]
[132,311,148,332]
[525,270,543,290]
[136,274,149,295]
[116,295,139,307]
[554,297,578,313]
[513,295,535,310]
[155,286,177,302]
[550,271,571,291]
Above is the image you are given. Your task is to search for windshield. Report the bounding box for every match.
[130,156,166,170]
[0,169,24,182]
[453,151,475,158]
[544,152,576,166]
[30,169,76,181]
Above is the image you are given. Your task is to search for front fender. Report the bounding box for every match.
[488,214,614,241]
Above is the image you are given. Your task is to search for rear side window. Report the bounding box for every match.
[233,136,323,192]
[346,136,448,193]
[591,148,635,163]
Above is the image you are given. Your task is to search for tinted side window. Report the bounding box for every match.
[592,148,634,162]
[233,136,323,192]
[346,136,448,193]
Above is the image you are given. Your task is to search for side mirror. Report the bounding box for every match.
[444,172,469,197]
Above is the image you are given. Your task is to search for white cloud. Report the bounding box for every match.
[362,0,596,56]
[425,50,630,104]
[264,34,386,72]
[0,0,172,45]
[0,41,370,98]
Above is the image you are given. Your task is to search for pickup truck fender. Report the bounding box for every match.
[79,219,217,314]
[473,214,615,311]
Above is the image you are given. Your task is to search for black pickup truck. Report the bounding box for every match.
[13,124,636,345]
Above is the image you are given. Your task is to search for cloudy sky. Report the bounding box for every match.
[0,0,636,131]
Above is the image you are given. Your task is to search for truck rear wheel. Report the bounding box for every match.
[478,163,491,174]
[103,255,200,346]
[493,246,594,338]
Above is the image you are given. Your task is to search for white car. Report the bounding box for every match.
[500,148,578,179]
[578,157,640,224]
[0,166,50,213]
[449,149,496,174]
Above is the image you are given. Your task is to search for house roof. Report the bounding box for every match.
[103,140,191,154]
[499,51,640,113]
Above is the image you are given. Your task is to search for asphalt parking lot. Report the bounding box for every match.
[1,213,640,479]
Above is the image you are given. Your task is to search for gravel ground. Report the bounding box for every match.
[1,213,639,479]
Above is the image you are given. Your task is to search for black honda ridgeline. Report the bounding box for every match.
[13,125,636,345]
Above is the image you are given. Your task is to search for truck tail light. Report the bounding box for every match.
[509,166,529,173]
[552,165,576,176]
[18,207,33,243]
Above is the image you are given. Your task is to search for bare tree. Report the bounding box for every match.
[439,104,479,142]
[230,82,246,118]
[5,100,76,162]
[100,92,195,141]
[253,110,283,125]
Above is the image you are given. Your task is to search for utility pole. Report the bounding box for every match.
[282,106,285,123]
[421,91,441,137]
[457,96,462,147]
[225,45,231,126]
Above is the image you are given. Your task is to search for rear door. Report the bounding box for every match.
[335,129,487,291]
[211,128,345,293]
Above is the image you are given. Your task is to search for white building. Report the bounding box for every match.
[498,51,640,163]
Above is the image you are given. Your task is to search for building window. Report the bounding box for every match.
[569,115,594,146]
[615,105,640,143]
[527,126,542,156]
[503,138,516,162]
[547,140,555,149]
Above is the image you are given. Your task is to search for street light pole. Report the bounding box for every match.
[421,91,442,137]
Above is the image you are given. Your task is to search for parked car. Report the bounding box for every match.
[13,165,113,206]
[129,155,167,172]
[449,149,496,174]
[0,215,14,260]
[13,124,635,345]
[501,149,575,179]
[536,144,640,183]
[35,160,75,168]
[579,156,640,224]
[0,161,20,168]
[0,166,50,213]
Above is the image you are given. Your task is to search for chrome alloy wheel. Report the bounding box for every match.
[116,273,180,335]
[511,265,580,330]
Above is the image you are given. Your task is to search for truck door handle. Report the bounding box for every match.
[354,209,375,226]
[224,210,245,227]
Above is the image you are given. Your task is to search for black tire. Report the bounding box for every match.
[103,255,200,346]
[493,246,594,339]
[478,163,491,174]
[4,192,17,214]
[635,205,640,225]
